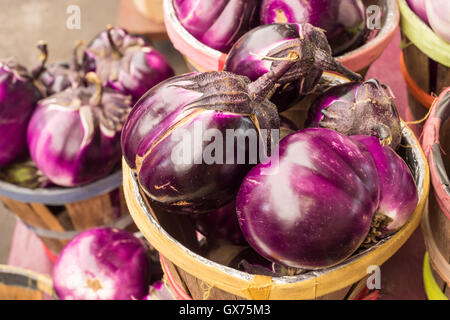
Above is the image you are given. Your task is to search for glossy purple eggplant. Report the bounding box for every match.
[351,135,418,241]
[121,46,326,214]
[83,26,174,103]
[236,128,380,269]
[173,0,260,52]
[407,0,429,25]
[0,60,42,167]
[27,73,132,187]
[53,227,149,300]
[305,79,402,149]
[260,0,368,55]
[224,23,362,111]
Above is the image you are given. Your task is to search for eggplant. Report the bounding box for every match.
[0,59,42,167]
[260,0,368,55]
[83,26,174,103]
[173,0,260,52]
[305,79,402,149]
[224,23,362,111]
[27,73,131,187]
[53,227,149,300]
[236,128,380,269]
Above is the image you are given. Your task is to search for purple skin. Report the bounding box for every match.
[173,0,260,52]
[224,23,362,111]
[236,128,380,269]
[260,0,368,56]
[305,79,402,150]
[27,73,131,187]
[191,202,247,245]
[426,0,450,43]
[407,0,429,25]
[0,60,42,167]
[121,72,279,214]
[53,227,149,300]
[351,135,418,239]
[83,27,174,103]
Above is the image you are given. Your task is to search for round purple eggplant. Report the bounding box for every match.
[407,0,429,25]
[83,26,174,103]
[260,0,368,56]
[27,73,132,187]
[224,23,362,111]
[236,128,380,269]
[351,135,418,241]
[305,79,402,150]
[53,227,149,300]
[0,60,42,167]
[173,0,260,52]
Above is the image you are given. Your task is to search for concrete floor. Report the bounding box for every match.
[0,0,187,263]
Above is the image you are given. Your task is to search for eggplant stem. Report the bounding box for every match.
[85,72,103,106]
[106,25,123,58]
[31,40,48,79]
[71,40,84,72]
[313,48,362,81]
[248,51,300,101]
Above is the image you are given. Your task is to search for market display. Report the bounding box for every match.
[1,0,446,301]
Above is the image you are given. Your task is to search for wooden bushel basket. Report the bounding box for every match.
[421,88,450,299]
[0,265,54,300]
[123,119,429,300]
[0,170,134,257]
[163,0,399,77]
[398,0,450,123]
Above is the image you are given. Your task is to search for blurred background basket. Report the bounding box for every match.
[164,0,399,78]
[421,87,450,299]
[0,171,135,258]
[133,0,164,24]
[0,264,54,300]
[398,0,450,123]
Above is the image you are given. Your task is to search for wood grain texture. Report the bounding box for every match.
[65,193,116,230]
[0,283,43,300]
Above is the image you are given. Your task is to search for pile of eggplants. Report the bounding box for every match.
[0,26,174,189]
[121,21,419,272]
[173,0,371,55]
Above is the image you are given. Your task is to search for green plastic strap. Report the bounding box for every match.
[399,0,450,67]
[423,252,448,300]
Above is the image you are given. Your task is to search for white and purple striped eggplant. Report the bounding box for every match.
[351,135,418,242]
[0,60,42,167]
[53,227,149,300]
[83,26,174,103]
[224,23,362,111]
[236,128,381,269]
[173,0,260,52]
[27,73,132,187]
[305,79,402,149]
[260,0,368,56]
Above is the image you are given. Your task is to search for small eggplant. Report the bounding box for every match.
[173,0,260,52]
[27,73,132,187]
[0,59,42,167]
[351,135,418,242]
[224,23,362,111]
[305,79,402,149]
[83,26,174,103]
[260,0,368,55]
